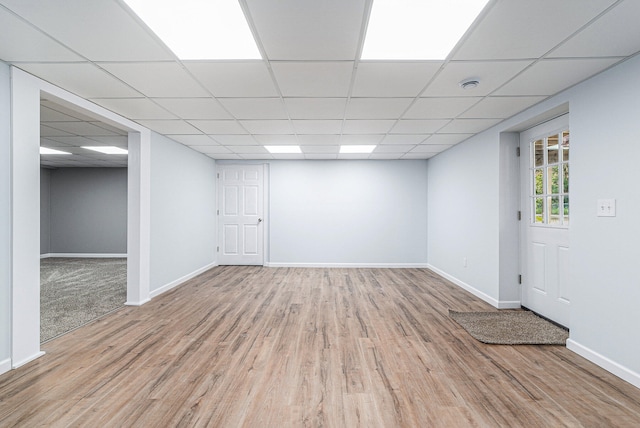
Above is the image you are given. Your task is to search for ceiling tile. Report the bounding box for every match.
[369,153,407,160]
[218,98,288,119]
[422,61,532,97]
[246,0,365,60]
[185,61,278,97]
[45,121,119,136]
[100,62,208,97]
[191,145,233,154]
[136,120,202,134]
[339,135,385,145]
[209,135,258,145]
[438,118,502,133]
[40,124,73,138]
[283,98,347,119]
[0,8,82,61]
[41,106,81,122]
[253,135,299,145]
[374,145,415,153]
[16,63,142,98]
[240,120,293,134]
[422,134,473,145]
[271,62,353,97]
[91,98,176,120]
[390,120,449,134]
[229,145,269,154]
[297,135,340,145]
[292,120,342,134]
[345,98,413,119]
[404,97,480,119]
[410,144,453,153]
[549,1,640,58]
[305,154,338,160]
[342,120,395,134]
[300,145,340,154]
[168,135,219,146]
[495,58,622,96]
[380,135,429,145]
[352,62,442,97]
[459,96,545,119]
[0,0,173,61]
[453,0,616,60]
[188,120,247,134]
[152,98,232,120]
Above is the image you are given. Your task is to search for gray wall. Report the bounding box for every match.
[40,168,51,255]
[0,61,10,366]
[269,160,428,265]
[47,168,127,254]
[150,133,217,293]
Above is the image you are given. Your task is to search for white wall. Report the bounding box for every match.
[48,168,127,255]
[0,61,11,373]
[268,160,428,266]
[150,133,217,294]
[427,54,640,387]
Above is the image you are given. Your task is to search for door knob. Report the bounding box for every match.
[258,218,263,223]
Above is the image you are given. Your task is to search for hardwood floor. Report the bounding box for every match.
[1,266,639,427]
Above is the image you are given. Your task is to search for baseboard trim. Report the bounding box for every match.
[12,351,45,369]
[0,358,11,375]
[149,262,217,299]
[40,253,127,259]
[567,339,640,389]
[426,264,520,309]
[125,298,151,307]
[265,262,429,268]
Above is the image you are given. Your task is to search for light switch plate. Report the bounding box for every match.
[597,199,616,217]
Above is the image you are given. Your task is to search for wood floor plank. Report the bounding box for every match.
[1,266,639,427]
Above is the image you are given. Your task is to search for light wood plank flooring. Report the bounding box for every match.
[1,266,639,427]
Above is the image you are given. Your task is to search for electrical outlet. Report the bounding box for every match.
[597,199,616,217]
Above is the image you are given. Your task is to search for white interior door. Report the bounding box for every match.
[217,165,265,266]
[520,116,570,328]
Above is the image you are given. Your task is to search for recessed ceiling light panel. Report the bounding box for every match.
[40,147,71,155]
[361,0,489,60]
[82,146,128,155]
[340,145,376,154]
[123,0,261,59]
[265,145,302,154]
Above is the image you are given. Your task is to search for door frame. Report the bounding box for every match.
[216,163,269,266]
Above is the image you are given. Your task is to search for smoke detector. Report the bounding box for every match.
[459,79,480,90]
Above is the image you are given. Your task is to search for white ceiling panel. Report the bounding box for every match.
[339,135,384,145]
[0,8,82,61]
[422,134,473,145]
[188,120,247,135]
[297,135,340,145]
[91,98,176,120]
[438,118,502,134]
[410,144,454,153]
[345,98,413,119]
[404,97,480,119]
[45,121,119,136]
[369,154,406,160]
[390,120,449,134]
[185,61,278,97]
[453,0,616,60]
[168,135,219,146]
[380,135,429,145]
[219,98,288,119]
[191,145,233,154]
[460,96,545,119]
[16,63,142,98]
[0,0,173,61]
[240,120,293,134]
[40,125,74,138]
[253,135,299,145]
[229,145,269,154]
[271,62,353,97]
[352,62,442,97]
[292,120,342,134]
[245,0,365,60]
[422,61,532,97]
[41,106,82,122]
[209,135,258,145]
[136,120,202,134]
[100,62,209,97]
[300,145,340,154]
[342,120,395,134]
[153,98,232,120]
[374,145,416,153]
[495,58,622,96]
[550,1,640,58]
[283,98,347,119]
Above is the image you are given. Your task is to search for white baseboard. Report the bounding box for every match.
[0,358,11,375]
[567,339,640,390]
[427,264,520,309]
[40,253,127,259]
[265,262,429,268]
[125,298,151,307]
[12,351,45,369]
[149,262,217,299]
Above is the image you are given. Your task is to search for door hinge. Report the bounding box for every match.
[516,147,521,157]
[518,274,522,284]
[517,210,522,221]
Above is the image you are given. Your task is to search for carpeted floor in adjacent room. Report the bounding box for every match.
[40,258,127,343]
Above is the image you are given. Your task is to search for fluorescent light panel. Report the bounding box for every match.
[362,0,489,60]
[40,147,71,155]
[123,0,261,59]
[340,145,376,154]
[265,145,302,154]
[82,146,128,155]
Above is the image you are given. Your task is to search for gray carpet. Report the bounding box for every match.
[449,309,569,345]
[40,258,127,343]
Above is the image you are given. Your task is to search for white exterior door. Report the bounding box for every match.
[520,116,570,328]
[217,165,265,266]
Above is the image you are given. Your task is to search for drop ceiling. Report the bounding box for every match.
[1,0,639,163]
